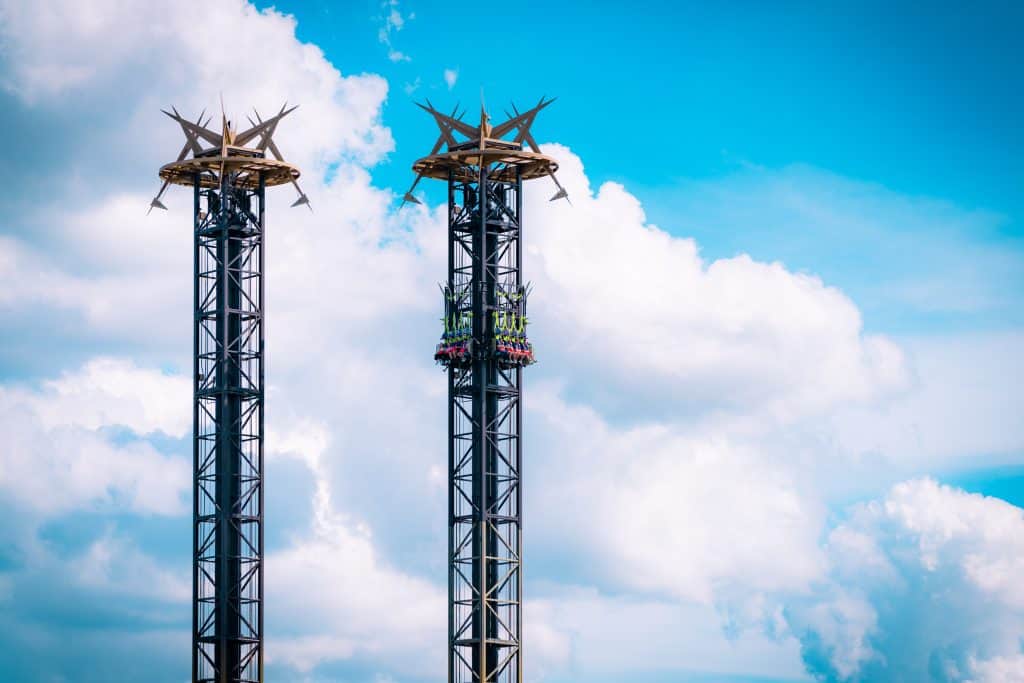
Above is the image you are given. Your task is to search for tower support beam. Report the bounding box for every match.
[411,97,565,683]
[154,103,303,683]
[193,172,265,683]
[449,165,524,683]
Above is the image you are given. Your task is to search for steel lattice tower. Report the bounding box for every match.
[405,99,567,683]
[152,104,308,683]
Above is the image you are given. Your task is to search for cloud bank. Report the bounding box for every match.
[0,2,1021,682]
[788,479,1024,682]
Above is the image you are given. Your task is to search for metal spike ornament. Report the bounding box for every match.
[409,97,565,683]
[150,102,310,212]
[151,103,305,683]
[401,96,569,207]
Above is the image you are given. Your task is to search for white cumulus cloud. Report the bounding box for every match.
[0,358,190,515]
[0,2,1021,683]
[785,479,1024,682]
[525,144,910,426]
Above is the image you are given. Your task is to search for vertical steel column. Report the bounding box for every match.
[256,172,266,681]
[513,165,523,682]
[194,171,265,683]
[192,175,202,683]
[447,168,457,683]
[449,162,524,683]
[473,160,488,680]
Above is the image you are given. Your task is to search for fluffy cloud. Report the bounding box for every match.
[267,421,446,675]
[75,528,190,602]
[786,479,1024,682]
[0,0,393,193]
[969,654,1024,683]
[527,386,825,604]
[0,2,1022,682]
[525,145,909,426]
[0,2,443,678]
[0,358,189,515]
[526,585,808,682]
[7,357,189,435]
[829,331,1024,468]
[0,0,396,374]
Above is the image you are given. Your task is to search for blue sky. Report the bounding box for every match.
[260,0,1024,337]
[0,2,1022,682]
[264,1,1022,208]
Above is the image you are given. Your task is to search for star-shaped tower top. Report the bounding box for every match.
[402,96,568,206]
[150,102,309,213]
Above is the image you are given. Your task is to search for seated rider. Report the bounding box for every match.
[435,314,449,363]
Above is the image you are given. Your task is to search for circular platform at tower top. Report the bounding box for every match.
[160,146,300,190]
[413,140,559,183]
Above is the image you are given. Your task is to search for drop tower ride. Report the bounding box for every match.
[404,98,567,683]
[151,104,308,683]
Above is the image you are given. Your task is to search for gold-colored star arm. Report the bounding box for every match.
[162,108,221,148]
[149,110,209,212]
[235,104,298,148]
[490,97,554,140]
[418,99,478,142]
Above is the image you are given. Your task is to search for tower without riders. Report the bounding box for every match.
[152,103,308,683]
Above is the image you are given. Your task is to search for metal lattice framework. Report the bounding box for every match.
[153,105,304,683]
[193,175,265,682]
[408,99,566,683]
[449,167,524,682]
